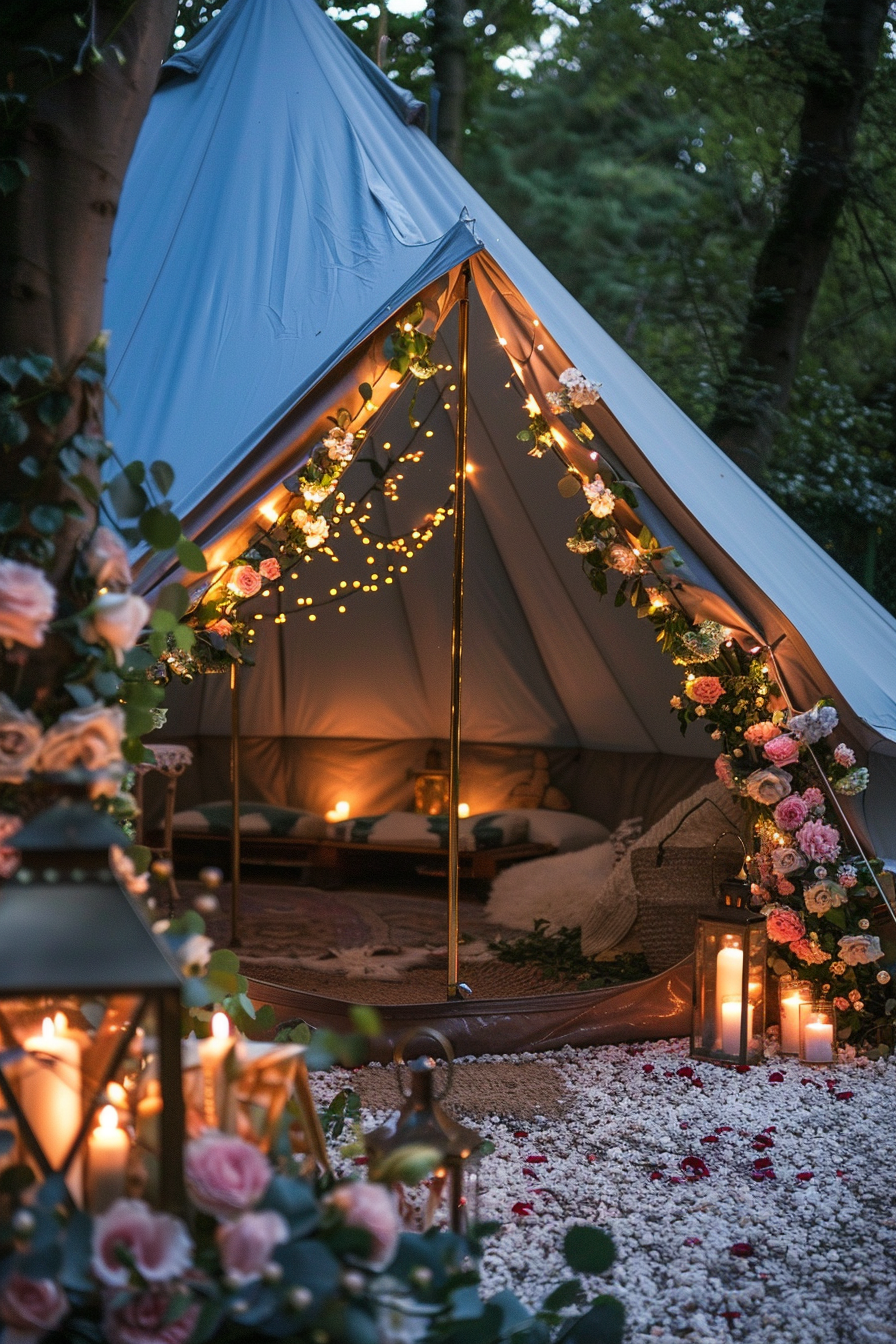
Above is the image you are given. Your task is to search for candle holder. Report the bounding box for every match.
[413,748,450,816]
[690,848,767,1067]
[798,1000,837,1065]
[778,977,814,1056]
[0,799,185,1213]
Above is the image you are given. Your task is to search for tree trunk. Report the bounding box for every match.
[709,0,888,477]
[431,0,466,168]
[0,1,177,369]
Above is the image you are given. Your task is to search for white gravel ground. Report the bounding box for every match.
[313,1038,896,1344]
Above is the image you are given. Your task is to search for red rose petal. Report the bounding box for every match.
[716,1126,734,1134]
[352,1157,368,1165]
[752,1134,774,1149]
[835,1091,854,1101]
[523,1168,537,1179]
[729,1243,754,1258]
[642,1064,655,1074]
[680,1122,690,1130]
[680,1156,710,1179]
[721,1311,742,1322]
[735,1065,751,1074]
[513,1131,529,1138]
[684,1236,702,1246]
[586,1155,598,1163]
[752,1156,774,1170]
[750,1169,776,1181]
[649,1171,664,1181]
[511,1202,534,1216]
[701,1135,720,1144]
[677,1066,695,1079]
[525,1155,548,1163]
[767,1071,785,1083]
[763,1126,776,1133]
[796,1172,814,1181]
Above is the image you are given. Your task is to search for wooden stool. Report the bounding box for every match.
[134,744,193,915]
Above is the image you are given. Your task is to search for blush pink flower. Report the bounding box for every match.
[776,878,795,896]
[834,997,850,1012]
[745,766,791,805]
[0,558,56,648]
[833,744,855,768]
[0,1273,68,1339]
[795,819,841,864]
[773,795,809,833]
[91,1199,193,1287]
[765,905,806,945]
[207,618,233,638]
[258,558,281,581]
[802,787,825,811]
[0,812,21,879]
[790,938,831,965]
[771,846,806,877]
[324,1182,400,1270]
[103,1286,200,1344]
[216,1210,289,1286]
[714,755,735,788]
[227,566,262,598]
[763,735,801,767]
[85,526,132,589]
[185,1132,271,1219]
[744,722,781,746]
[686,676,724,706]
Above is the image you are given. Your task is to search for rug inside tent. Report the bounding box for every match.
[180,878,645,1004]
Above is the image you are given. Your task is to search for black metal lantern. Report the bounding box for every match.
[365,1029,482,1233]
[690,861,768,1067]
[0,799,185,1212]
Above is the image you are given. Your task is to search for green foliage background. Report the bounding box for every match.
[173,0,896,612]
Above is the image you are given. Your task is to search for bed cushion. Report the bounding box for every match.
[172,802,326,839]
[327,811,530,850]
[490,809,610,853]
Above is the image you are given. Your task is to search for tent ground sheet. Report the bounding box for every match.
[311,1041,896,1344]
[183,877,633,1002]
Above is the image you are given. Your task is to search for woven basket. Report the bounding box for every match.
[631,844,744,974]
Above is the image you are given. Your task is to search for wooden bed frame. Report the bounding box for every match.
[170,831,556,885]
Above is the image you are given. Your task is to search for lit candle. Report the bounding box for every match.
[197,1012,233,1128]
[720,997,754,1056]
[780,992,803,1055]
[457,803,470,819]
[715,940,743,1045]
[21,1016,82,1202]
[135,1079,163,1153]
[325,800,350,823]
[87,1105,129,1213]
[804,1014,834,1063]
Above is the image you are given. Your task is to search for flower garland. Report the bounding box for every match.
[543,368,893,1050]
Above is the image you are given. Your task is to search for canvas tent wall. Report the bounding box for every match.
[104,0,896,860]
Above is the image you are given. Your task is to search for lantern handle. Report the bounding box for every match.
[710,828,749,897]
[654,796,746,866]
[393,1027,454,1101]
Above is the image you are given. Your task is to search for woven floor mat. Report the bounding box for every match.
[355,1060,571,1121]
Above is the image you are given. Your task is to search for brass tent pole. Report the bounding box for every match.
[230,660,242,947]
[447,263,471,999]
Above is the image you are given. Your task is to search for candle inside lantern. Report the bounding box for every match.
[780,991,803,1055]
[715,938,743,1046]
[457,803,470,819]
[325,800,350,823]
[198,1012,233,1128]
[87,1105,129,1213]
[720,996,754,1056]
[21,1015,82,1202]
[803,1013,834,1063]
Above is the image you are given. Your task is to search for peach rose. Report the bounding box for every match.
[80,592,150,665]
[85,526,132,589]
[185,1132,271,1219]
[0,558,56,648]
[0,1273,68,1340]
[207,618,233,638]
[0,812,22,879]
[686,676,724,706]
[258,558,280,581]
[743,722,781,746]
[227,566,262,598]
[0,693,42,783]
[91,1199,193,1287]
[216,1210,289,1286]
[324,1182,400,1270]
[36,705,124,775]
[765,905,806,944]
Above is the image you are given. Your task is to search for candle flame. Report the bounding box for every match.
[211,1012,230,1040]
[457,803,470,818]
[107,1082,128,1107]
[259,500,279,524]
[524,394,541,417]
[53,1012,67,1034]
[98,1104,119,1131]
[42,1017,55,1039]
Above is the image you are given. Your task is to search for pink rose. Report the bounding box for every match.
[686,676,724,706]
[0,811,21,879]
[773,795,808,833]
[0,1273,68,1339]
[763,735,800,767]
[0,558,56,648]
[833,996,850,1012]
[207,618,233,638]
[227,566,262,598]
[216,1210,289,1285]
[85,526,132,589]
[802,787,825,811]
[771,846,806,877]
[91,1199,193,1287]
[80,592,150,665]
[324,1182,400,1270]
[103,1286,200,1344]
[714,755,735,789]
[765,905,806,945]
[777,878,795,896]
[744,722,781,746]
[185,1132,271,1219]
[795,819,840,864]
[258,558,281,581]
[790,938,831,965]
[745,766,791,805]
[833,744,855,768]
[0,693,42,783]
[36,705,124,776]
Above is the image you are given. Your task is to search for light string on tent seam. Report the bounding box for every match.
[243,371,461,631]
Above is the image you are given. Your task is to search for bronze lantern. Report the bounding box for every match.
[0,799,185,1212]
[690,864,767,1067]
[365,1029,482,1232]
[413,748,450,817]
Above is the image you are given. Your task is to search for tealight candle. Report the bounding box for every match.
[21,1016,82,1202]
[87,1105,129,1213]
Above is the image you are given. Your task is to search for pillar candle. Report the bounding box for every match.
[720,998,754,1056]
[804,1016,834,1063]
[197,1012,233,1129]
[780,992,803,1055]
[87,1105,129,1213]
[21,1016,82,1202]
[715,942,743,1045]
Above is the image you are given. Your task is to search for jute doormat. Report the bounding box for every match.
[355,1061,571,1122]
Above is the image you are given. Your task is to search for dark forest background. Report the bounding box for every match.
[174,1,896,614]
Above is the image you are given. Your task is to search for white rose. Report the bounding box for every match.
[36,705,125,775]
[837,934,884,966]
[80,592,149,665]
[0,693,42,783]
[85,526,132,588]
[177,933,214,973]
[301,482,334,505]
[302,518,329,548]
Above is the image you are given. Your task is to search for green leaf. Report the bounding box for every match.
[0,356,22,387]
[0,501,21,532]
[0,408,28,447]
[209,948,240,975]
[19,454,41,478]
[561,1297,625,1344]
[544,1280,582,1312]
[563,1226,616,1275]
[18,353,53,381]
[140,506,181,550]
[824,906,847,929]
[37,391,72,427]
[93,670,121,698]
[108,470,147,520]
[123,461,145,487]
[150,460,175,496]
[358,381,373,401]
[151,608,178,633]
[28,504,65,535]
[349,1004,382,1037]
[172,622,195,652]
[154,583,189,620]
[147,630,167,657]
[517,429,532,441]
[69,472,100,505]
[176,537,207,572]
[369,1143,441,1186]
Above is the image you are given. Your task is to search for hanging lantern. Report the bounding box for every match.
[365,1029,482,1232]
[0,799,185,1213]
[690,860,767,1067]
[413,747,450,816]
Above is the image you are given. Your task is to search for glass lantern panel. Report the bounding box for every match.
[691,916,765,1065]
[414,773,450,816]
